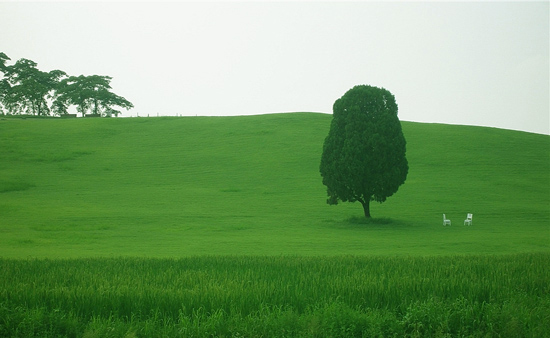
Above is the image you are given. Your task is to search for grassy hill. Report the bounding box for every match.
[0,113,548,258]
[1,113,549,337]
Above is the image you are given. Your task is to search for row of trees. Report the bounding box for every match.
[0,52,133,117]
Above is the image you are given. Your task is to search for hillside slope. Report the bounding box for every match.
[0,113,548,257]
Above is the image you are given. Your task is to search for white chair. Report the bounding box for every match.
[443,214,451,226]
[464,213,473,226]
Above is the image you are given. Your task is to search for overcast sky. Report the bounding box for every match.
[1,1,548,134]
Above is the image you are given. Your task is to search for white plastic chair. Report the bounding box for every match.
[464,213,473,226]
[443,214,451,226]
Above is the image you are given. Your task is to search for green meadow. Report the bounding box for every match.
[0,113,549,337]
[1,113,548,257]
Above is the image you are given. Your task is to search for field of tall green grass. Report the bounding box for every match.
[1,113,548,336]
[1,254,549,337]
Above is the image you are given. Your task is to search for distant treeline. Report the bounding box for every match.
[0,52,133,117]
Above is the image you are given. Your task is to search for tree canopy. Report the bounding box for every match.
[320,85,408,218]
[55,75,133,117]
[0,52,132,117]
[1,58,66,116]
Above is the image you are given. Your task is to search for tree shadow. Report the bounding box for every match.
[341,216,410,228]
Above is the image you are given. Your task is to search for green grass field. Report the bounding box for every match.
[1,254,548,337]
[1,113,548,257]
[0,113,548,337]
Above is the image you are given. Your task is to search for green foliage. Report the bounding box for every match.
[0,52,9,114]
[0,58,66,116]
[0,52,9,72]
[0,254,548,337]
[320,85,408,217]
[0,52,132,117]
[55,75,133,117]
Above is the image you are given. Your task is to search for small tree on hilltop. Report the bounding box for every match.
[320,85,408,218]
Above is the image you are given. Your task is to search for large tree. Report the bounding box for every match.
[1,57,66,116]
[320,85,408,218]
[54,75,133,117]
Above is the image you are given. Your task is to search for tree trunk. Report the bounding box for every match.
[361,200,371,218]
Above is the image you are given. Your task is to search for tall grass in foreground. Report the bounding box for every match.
[1,253,548,337]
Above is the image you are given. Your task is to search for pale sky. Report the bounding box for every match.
[1,1,549,134]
